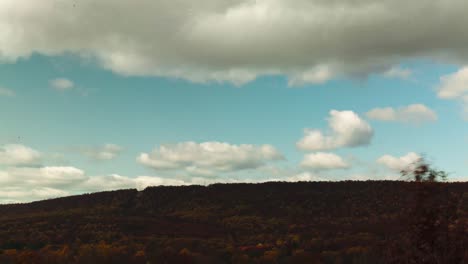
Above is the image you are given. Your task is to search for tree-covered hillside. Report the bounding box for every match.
[0,181,467,263]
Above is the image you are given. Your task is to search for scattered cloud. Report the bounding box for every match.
[382,67,412,79]
[0,160,194,203]
[0,87,15,97]
[438,67,468,99]
[49,78,74,91]
[297,110,373,151]
[346,173,401,181]
[437,67,468,119]
[137,141,284,176]
[3,1,468,84]
[300,152,350,170]
[377,152,421,172]
[79,174,188,193]
[81,144,123,161]
[286,172,330,182]
[366,104,437,124]
[0,166,86,188]
[0,144,41,166]
[0,187,69,204]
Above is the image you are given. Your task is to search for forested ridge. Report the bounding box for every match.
[0,181,467,263]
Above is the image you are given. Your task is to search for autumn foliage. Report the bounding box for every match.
[0,180,466,263]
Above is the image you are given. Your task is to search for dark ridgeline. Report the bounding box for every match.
[0,181,466,264]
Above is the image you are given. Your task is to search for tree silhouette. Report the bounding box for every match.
[400,156,447,182]
[395,156,465,264]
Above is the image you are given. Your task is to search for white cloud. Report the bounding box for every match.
[0,144,41,166]
[300,152,350,170]
[366,104,437,124]
[347,173,401,181]
[78,174,188,193]
[437,67,468,119]
[438,67,468,99]
[77,174,136,192]
[3,1,468,85]
[137,141,284,175]
[382,67,412,79]
[286,172,329,182]
[0,87,15,97]
[49,78,74,91]
[377,152,421,172]
[0,167,191,203]
[133,176,187,190]
[0,166,86,188]
[81,144,123,160]
[0,142,286,203]
[0,187,69,203]
[297,110,373,151]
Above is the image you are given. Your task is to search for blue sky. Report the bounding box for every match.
[1,0,468,202]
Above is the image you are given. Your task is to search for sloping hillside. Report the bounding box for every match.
[0,181,466,263]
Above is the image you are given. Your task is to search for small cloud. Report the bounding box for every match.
[0,144,41,166]
[382,66,412,79]
[81,144,123,161]
[437,67,468,99]
[366,104,437,124]
[377,152,420,172]
[300,152,350,170]
[437,67,468,119]
[297,110,373,151]
[0,187,70,203]
[49,78,74,91]
[286,172,330,182]
[0,87,15,97]
[77,174,189,193]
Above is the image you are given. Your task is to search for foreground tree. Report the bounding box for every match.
[389,157,466,264]
[400,156,447,182]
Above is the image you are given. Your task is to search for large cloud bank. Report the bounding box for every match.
[2,0,468,84]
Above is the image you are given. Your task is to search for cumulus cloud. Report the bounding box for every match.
[300,152,350,170]
[49,78,74,91]
[286,172,329,182]
[0,144,41,166]
[438,67,468,99]
[347,173,401,181]
[0,166,86,188]
[366,104,437,124]
[437,67,468,119]
[297,110,373,151]
[0,166,86,203]
[0,141,286,203]
[137,141,284,175]
[81,144,123,160]
[3,1,468,85]
[79,174,188,193]
[0,187,69,204]
[0,164,195,203]
[0,87,15,97]
[377,152,421,172]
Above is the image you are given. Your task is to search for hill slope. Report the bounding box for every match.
[0,181,467,263]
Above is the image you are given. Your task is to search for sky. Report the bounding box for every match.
[1,0,468,203]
